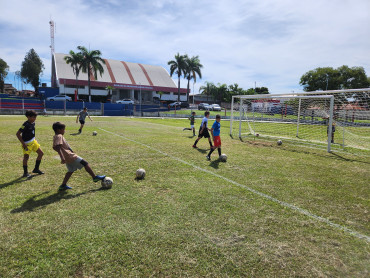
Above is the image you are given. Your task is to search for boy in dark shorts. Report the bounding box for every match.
[183,111,196,136]
[52,122,105,191]
[206,114,222,160]
[16,110,44,177]
[193,111,213,149]
[76,107,92,133]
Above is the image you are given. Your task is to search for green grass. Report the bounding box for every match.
[1,115,369,277]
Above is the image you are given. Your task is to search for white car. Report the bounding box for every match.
[209,104,221,111]
[116,99,134,104]
[46,95,72,101]
[169,102,181,107]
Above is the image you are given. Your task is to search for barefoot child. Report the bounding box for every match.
[52,122,105,191]
[16,110,44,177]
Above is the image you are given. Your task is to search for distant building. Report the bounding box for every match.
[51,53,188,102]
[3,83,17,95]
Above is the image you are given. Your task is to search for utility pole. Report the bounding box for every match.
[49,19,56,87]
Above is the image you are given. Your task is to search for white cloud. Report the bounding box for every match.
[1,0,369,94]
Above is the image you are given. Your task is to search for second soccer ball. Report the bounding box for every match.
[93,131,98,136]
[136,168,146,179]
[277,140,282,146]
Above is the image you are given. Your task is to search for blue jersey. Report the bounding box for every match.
[212,121,221,136]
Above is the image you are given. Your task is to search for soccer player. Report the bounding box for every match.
[193,111,213,149]
[206,114,222,160]
[76,107,92,133]
[183,111,196,136]
[52,122,106,191]
[16,110,44,178]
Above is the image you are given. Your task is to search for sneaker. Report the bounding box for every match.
[206,155,210,161]
[58,184,72,191]
[192,145,198,148]
[22,173,31,178]
[93,175,106,182]
[183,128,186,131]
[32,169,44,175]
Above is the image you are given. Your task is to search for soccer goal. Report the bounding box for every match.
[230,89,370,155]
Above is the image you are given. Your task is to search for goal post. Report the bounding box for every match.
[230,89,370,155]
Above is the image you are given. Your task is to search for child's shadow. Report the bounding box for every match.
[0,176,34,190]
[70,132,80,136]
[210,159,221,169]
[196,148,207,154]
[10,188,102,213]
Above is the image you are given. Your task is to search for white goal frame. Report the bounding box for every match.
[230,94,335,152]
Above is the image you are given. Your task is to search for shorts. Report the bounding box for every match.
[22,139,40,155]
[66,156,88,172]
[198,128,210,138]
[79,120,85,125]
[190,125,194,129]
[213,135,221,147]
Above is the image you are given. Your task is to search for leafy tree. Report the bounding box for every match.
[77,46,105,102]
[0,58,9,94]
[168,53,187,101]
[105,85,114,101]
[157,91,164,101]
[255,87,269,94]
[20,49,45,95]
[300,66,369,92]
[64,50,83,100]
[184,55,203,103]
[199,81,215,102]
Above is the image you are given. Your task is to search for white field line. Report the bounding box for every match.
[99,127,370,243]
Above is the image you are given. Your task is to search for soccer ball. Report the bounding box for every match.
[93,131,97,136]
[101,177,113,189]
[256,133,259,137]
[136,168,146,179]
[277,140,283,146]
[220,154,227,162]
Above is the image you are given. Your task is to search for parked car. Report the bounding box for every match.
[116,99,134,104]
[198,103,210,110]
[169,102,182,108]
[180,102,189,108]
[46,95,72,101]
[209,104,222,111]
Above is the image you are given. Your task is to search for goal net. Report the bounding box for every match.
[230,89,370,155]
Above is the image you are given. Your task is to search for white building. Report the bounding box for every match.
[51,53,187,102]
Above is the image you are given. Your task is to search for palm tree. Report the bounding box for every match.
[184,55,203,103]
[64,50,83,100]
[77,46,106,102]
[199,81,215,102]
[168,53,187,101]
[105,85,114,102]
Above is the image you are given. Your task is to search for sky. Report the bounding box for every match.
[1,0,369,94]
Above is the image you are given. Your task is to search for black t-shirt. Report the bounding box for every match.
[19,121,35,142]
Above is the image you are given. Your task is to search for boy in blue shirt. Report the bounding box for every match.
[193,111,213,149]
[16,110,44,177]
[206,114,222,160]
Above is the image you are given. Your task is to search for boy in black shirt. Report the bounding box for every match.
[16,110,44,177]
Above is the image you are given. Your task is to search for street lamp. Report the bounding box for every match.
[139,83,142,116]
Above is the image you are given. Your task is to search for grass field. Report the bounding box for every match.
[1,115,369,277]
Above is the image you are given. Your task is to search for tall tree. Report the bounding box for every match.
[199,81,215,102]
[184,55,203,103]
[20,49,44,95]
[77,46,105,102]
[0,58,9,94]
[168,53,187,101]
[300,66,369,92]
[64,50,83,100]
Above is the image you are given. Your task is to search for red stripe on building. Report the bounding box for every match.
[104,59,116,83]
[121,61,136,85]
[138,64,154,86]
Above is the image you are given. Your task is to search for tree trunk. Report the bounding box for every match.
[177,74,181,102]
[88,66,91,103]
[75,74,79,100]
[186,78,190,103]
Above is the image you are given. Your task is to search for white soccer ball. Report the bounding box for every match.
[101,177,113,189]
[220,154,227,162]
[93,131,97,136]
[277,140,283,146]
[136,168,146,179]
[255,133,259,137]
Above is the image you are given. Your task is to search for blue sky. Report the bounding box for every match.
[1,0,369,94]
